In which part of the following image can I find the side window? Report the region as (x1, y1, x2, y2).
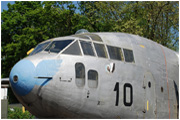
(62, 41, 81, 55)
(107, 45, 124, 61)
(94, 43, 108, 58)
(80, 41, 95, 56)
(88, 70, 98, 88)
(75, 63, 85, 87)
(123, 49, 135, 62)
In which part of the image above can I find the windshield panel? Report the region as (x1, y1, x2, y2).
(44, 40, 73, 53)
(80, 41, 95, 56)
(29, 41, 51, 56)
(62, 41, 82, 55)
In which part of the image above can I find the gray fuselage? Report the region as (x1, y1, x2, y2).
(9, 32, 179, 118)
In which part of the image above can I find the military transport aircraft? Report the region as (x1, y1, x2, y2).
(3, 29, 179, 118)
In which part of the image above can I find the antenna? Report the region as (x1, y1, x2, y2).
(75, 29, 89, 34)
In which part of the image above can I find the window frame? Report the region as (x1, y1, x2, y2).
(79, 40, 96, 57)
(44, 39, 74, 54)
(106, 45, 124, 61)
(57, 39, 76, 55)
(88, 69, 98, 88)
(123, 48, 135, 63)
(75, 63, 85, 87)
(61, 39, 82, 56)
(29, 40, 51, 56)
(93, 42, 108, 59)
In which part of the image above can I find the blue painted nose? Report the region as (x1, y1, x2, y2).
(9, 60, 36, 96)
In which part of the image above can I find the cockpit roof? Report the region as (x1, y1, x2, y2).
(72, 33, 103, 42)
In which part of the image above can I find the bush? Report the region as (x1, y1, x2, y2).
(8, 107, 35, 119)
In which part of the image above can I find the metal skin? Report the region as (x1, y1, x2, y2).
(9, 32, 179, 118)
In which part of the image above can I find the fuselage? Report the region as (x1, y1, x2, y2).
(9, 32, 179, 118)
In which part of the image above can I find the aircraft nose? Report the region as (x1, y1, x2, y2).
(9, 60, 36, 96)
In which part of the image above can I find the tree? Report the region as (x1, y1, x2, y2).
(2, 1, 43, 77)
(1, 1, 83, 77)
(78, 1, 144, 34)
(78, 1, 179, 51)
(139, 1, 179, 50)
(1, 1, 179, 78)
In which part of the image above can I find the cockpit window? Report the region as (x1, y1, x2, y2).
(94, 43, 108, 58)
(107, 45, 124, 61)
(29, 41, 50, 56)
(88, 34, 102, 42)
(72, 35, 90, 40)
(72, 33, 102, 42)
(80, 41, 95, 56)
(123, 49, 135, 62)
(62, 41, 82, 55)
(44, 40, 73, 53)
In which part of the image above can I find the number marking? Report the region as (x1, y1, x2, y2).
(114, 82, 119, 106)
(124, 83, 133, 106)
(114, 83, 133, 106)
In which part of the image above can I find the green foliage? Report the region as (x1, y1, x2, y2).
(1, 1, 83, 77)
(1, 1, 179, 117)
(78, 1, 179, 50)
(1, 1, 179, 79)
(8, 107, 35, 119)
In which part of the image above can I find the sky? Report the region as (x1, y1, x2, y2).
(1, 1, 80, 13)
(1, 1, 15, 12)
